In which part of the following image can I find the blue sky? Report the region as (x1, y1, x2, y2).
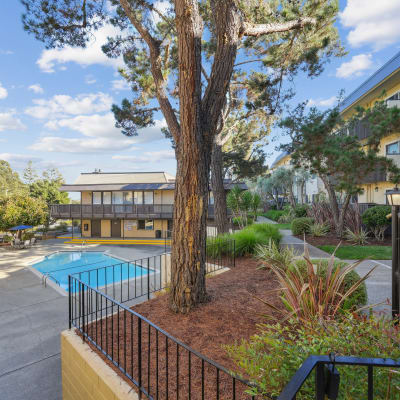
(1, 0, 400, 189)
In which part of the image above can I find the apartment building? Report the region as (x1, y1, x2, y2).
(271, 50, 400, 205)
(50, 171, 245, 238)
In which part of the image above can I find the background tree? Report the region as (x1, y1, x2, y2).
(0, 160, 26, 198)
(22, 0, 342, 312)
(23, 165, 70, 229)
(0, 193, 47, 231)
(294, 168, 311, 204)
(279, 101, 400, 237)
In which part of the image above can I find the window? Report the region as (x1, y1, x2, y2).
(84, 224, 89, 232)
(123, 191, 133, 204)
(138, 219, 154, 230)
(387, 141, 400, 155)
(103, 192, 111, 204)
(209, 192, 214, 205)
(93, 192, 102, 204)
(144, 191, 154, 204)
(112, 192, 123, 204)
(134, 191, 143, 204)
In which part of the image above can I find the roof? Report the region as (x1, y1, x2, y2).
(339, 50, 400, 113)
(74, 171, 175, 185)
(60, 176, 247, 192)
(270, 151, 289, 169)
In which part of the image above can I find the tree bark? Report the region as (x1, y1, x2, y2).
(211, 143, 230, 234)
(320, 175, 343, 237)
(169, 0, 208, 313)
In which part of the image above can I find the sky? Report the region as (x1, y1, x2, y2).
(1, 0, 400, 190)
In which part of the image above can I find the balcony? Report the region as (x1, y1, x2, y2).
(50, 204, 221, 219)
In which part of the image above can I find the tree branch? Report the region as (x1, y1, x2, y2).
(119, 0, 180, 140)
(242, 17, 316, 37)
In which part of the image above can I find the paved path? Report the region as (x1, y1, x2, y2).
(256, 216, 331, 258)
(0, 240, 167, 400)
(256, 216, 392, 316)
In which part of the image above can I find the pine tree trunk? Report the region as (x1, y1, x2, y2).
(321, 176, 342, 237)
(211, 143, 230, 234)
(169, 0, 208, 313)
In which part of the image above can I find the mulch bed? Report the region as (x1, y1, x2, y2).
(296, 233, 392, 247)
(83, 257, 280, 399)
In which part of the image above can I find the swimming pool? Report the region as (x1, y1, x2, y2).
(32, 251, 149, 292)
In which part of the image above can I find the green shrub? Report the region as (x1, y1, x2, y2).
(362, 205, 391, 241)
(206, 234, 232, 259)
(232, 216, 253, 226)
(3, 235, 13, 243)
(227, 315, 400, 399)
(309, 222, 330, 237)
(216, 223, 282, 257)
(264, 210, 286, 221)
(293, 204, 309, 218)
(293, 259, 367, 311)
(291, 217, 313, 235)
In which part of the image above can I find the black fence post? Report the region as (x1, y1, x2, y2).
(315, 363, 325, 400)
(138, 317, 142, 398)
(68, 275, 71, 329)
(147, 258, 150, 300)
(81, 282, 85, 342)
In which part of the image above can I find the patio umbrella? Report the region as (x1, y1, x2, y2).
(8, 225, 33, 231)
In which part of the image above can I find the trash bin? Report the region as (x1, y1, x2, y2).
(156, 230, 162, 238)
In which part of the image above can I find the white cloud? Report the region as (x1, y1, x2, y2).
(85, 75, 97, 85)
(25, 92, 113, 119)
(28, 84, 44, 94)
(0, 111, 26, 132)
(336, 54, 373, 79)
(113, 149, 175, 163)
(111, 79, 130, 91)
(340, 1, 400, 50)
(0, 153, 41, 167)
(47, 113, 167, 142)
(0, 49, 13, 55)
(30, 137, 135, 153)
(308, 96, 337, 108)
(37, 25, 124, 73)
(0, 82, 8, 99)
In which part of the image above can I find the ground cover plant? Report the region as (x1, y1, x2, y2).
(318, 245, 392, 260)
(228, 315, 400, 399)
(263, 209, 286, 221)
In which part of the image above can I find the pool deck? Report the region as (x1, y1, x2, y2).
(0, 240, 168, 400)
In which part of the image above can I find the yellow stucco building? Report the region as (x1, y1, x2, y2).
(271, 51, 400, 205)
(51, 171, 244, 238)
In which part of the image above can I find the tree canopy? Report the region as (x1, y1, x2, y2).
(279, 100, 400, 235)
(21, 0, 343, 312)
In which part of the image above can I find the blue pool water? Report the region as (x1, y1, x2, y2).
(32, 251, 149, 291)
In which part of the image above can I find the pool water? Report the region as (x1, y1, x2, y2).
(32, 251, 148, 291)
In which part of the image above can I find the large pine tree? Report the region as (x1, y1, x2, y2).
(22, 0, 342, 312)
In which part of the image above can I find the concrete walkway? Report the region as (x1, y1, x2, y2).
(0, 240, 167, 400)
(256, 216, 392, 316)
(256, 216, 331, 258)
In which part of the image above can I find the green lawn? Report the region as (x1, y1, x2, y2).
(317, 245, 392, 260)
(273, 223, 292, 230)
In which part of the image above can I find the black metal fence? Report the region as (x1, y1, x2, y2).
(277, 354, 400, 400)
(68, 236, 262, 400)
(70, 236, 235, 305)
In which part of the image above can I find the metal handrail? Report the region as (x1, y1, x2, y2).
(277, 355, 400, 400)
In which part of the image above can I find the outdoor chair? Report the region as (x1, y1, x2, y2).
(22, 240, 31, 249)
(11, 239, 22, 249)
(30, 238, 36, 246)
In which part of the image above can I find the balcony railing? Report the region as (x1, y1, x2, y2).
(50, 204, 223, 219)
